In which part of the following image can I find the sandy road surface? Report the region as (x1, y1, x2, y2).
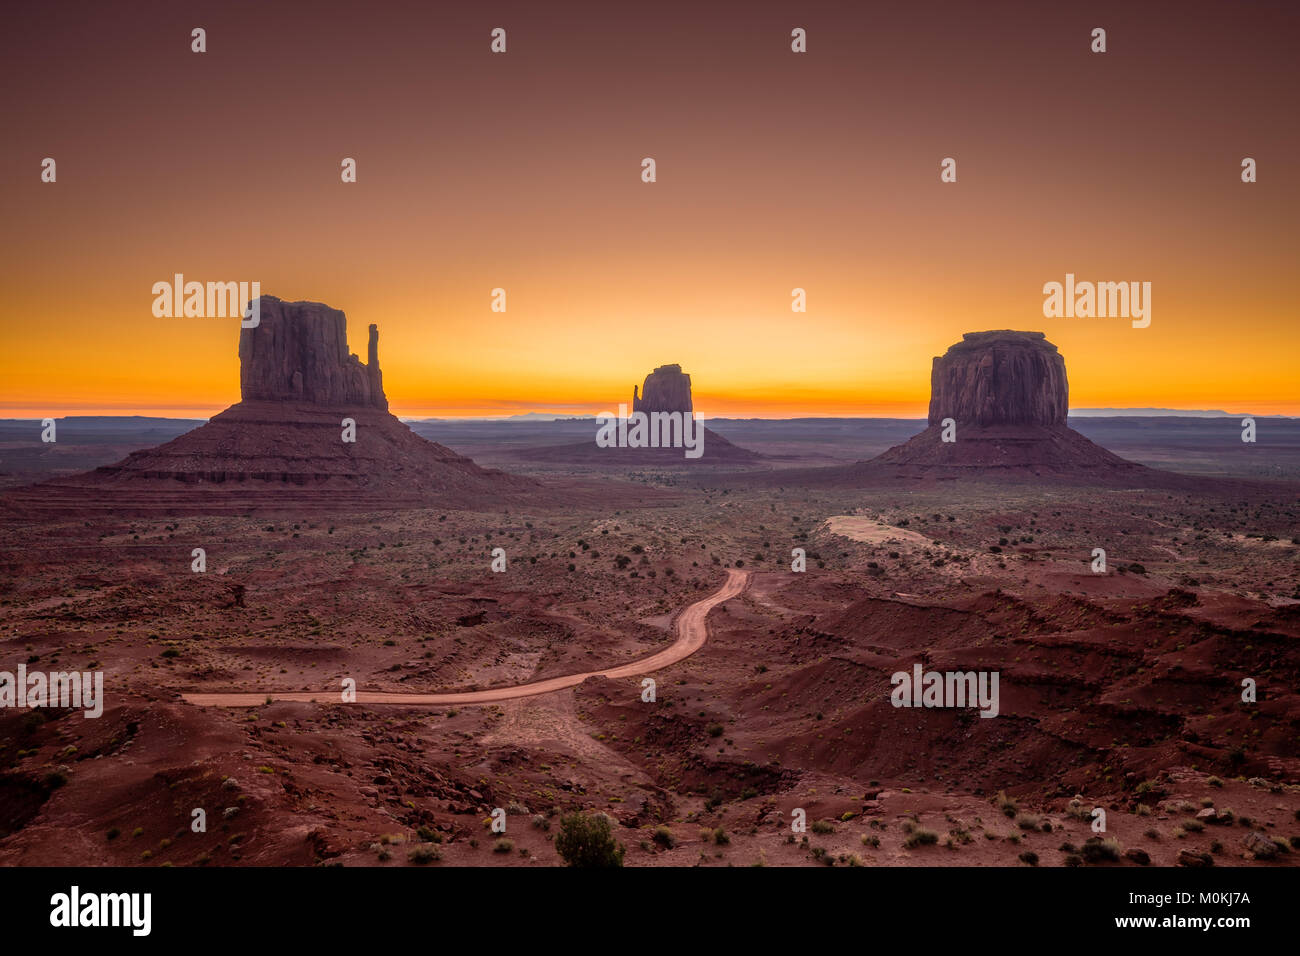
(823, 515, 934, 547)
(182, 569, 750, 707)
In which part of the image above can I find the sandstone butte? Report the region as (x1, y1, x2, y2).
(872, 329, 1142, 474)
(632, 364, 694, 415)
(514, 362, 760, 464)
(20, 297, 541, 512)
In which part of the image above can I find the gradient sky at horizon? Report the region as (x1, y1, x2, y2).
(1, 0, 1297, 419)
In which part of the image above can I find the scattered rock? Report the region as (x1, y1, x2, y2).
(1243, 831, 1279, 859)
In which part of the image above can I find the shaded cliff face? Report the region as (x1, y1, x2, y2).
(239, 297, 387, 410)
(632, 364, 693, 414)
(927, 330, 1067, 427)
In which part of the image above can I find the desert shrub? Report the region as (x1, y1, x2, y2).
(555, 812, 625, 868)
(995, 791, 1018, 818)
(493, 838, 514, 854)
(1067, 799, 1092, 820)
(1019, 850, 1039, 866)
(408, 844, 440, 864)
(811, 819, 835, 835)
(1081, 837, 1122, 863)
(904, 828, 939, 849)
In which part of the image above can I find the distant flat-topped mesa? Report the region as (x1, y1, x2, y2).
(929, 330, 1067, 427)
(240, 297, 386, 410)
(633, 363, 693, 415)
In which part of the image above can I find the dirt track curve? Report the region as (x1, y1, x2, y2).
(182, 568, 751, 707)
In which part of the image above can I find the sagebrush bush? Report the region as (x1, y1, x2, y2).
(555, 812, 625, 868)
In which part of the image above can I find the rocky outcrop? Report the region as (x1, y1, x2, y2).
(512, 362, 760, 465)
(633, 364, 693, 415)
(867, 330, 1144, 478)
(50, 296, 541, 509)
(928, 331, 1067, 427)
(239, 297, 387, 410)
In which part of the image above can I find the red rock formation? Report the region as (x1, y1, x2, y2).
(513, 362, 760, 464)
(39, 297, 539, 509)
(240, 297, 387, 410)
(928, 331, 1067, 427)
(870, 330, 1143, 477)
(632, 364, 693, 414)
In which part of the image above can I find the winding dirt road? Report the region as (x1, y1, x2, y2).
(182, 569, 750, 708)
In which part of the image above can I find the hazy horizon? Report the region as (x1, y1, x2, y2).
(2, 405, 1291, 422)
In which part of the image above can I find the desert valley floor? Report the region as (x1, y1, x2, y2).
(1, 437, 1298, 867)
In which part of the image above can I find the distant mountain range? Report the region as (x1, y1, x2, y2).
(406, 412, 596, 423)
(1068, 408, 1237, 417)
(408, 408, 1282, 423)
(6, 409, 1294, 427)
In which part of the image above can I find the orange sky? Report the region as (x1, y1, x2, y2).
(1, 0, 1297, 419)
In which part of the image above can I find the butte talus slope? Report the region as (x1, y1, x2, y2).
(23, 297, 539, 511)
